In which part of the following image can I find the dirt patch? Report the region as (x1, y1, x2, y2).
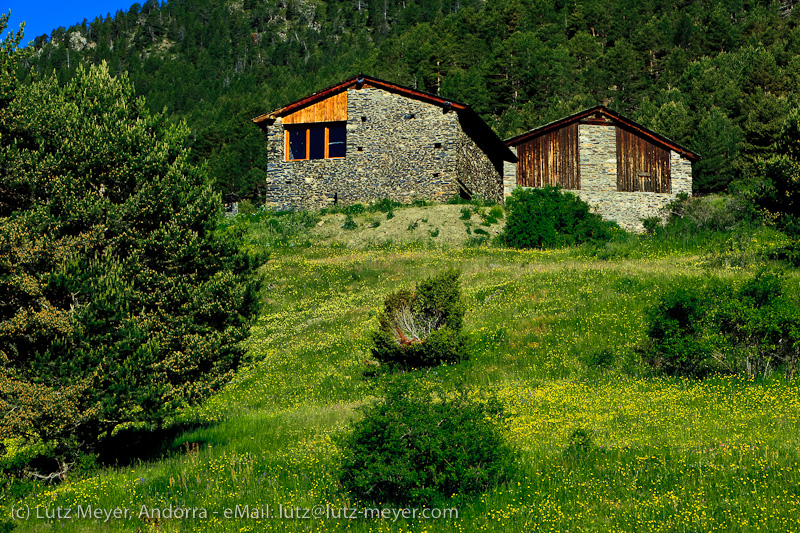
(310, 205, 506, 248)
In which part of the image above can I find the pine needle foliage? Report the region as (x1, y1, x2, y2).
(336, 379, 517, 505)
(0, 30, 260, 476)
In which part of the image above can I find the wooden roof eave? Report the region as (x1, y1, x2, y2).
(251, 74, 471, 125)
(251, 74, 517, 162)
(505, 106, 700, 162)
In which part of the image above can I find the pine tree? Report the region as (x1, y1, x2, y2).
(0, 20, 260, 475)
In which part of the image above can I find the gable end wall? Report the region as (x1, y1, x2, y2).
(265, 87, 472, 210)
(510, 123, 693, 232)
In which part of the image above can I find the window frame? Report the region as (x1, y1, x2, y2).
(284, 122, 347, 162)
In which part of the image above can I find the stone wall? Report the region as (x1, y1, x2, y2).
(578, 124, 617, 192)
(455, 116, 505, 202)
(503, 146, 517, 199)
(264, 86, 503, 209)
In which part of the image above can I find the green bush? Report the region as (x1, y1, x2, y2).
(342, 215, 358, 230)
(499, 186, 618, 249)
(642, 217, 662, 235)
(370, 270, 468, 369)
(642, 272, 800, 378)
(563, 428, 596, 459)
(642, 284, 721, 377)
(659, 193, 755, 235)
(368, 198, 402, 213)
(336, 380, 516, 505)
(769, 240, 800, 267)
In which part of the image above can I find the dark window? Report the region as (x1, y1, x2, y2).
(309, 126, 326, 159)
(288, 129, 306, 160)
(328, 125, 346, 158)
(285, 123, 347, 161)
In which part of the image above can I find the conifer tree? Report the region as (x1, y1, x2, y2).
(0, 19, 260, 475)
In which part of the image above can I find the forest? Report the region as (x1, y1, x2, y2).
(15, 0, 800, 200)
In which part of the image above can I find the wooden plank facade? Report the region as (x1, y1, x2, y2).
(506, 106, 699, 195)
(516, 123, 579, 189)
(616, 127, 671, 193)
(283, 91, 348, 124)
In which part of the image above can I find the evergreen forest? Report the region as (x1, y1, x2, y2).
(15, 0, 800, 199)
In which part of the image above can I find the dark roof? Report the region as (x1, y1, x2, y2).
(252, 74, 517, 162)
(505, 106, 700, 161)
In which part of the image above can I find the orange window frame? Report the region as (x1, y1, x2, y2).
(285, 124, 345, 161)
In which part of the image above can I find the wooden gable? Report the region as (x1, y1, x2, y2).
(283, 91, 348, 124)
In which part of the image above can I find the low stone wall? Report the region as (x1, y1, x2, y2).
(573, 190, 676, 232)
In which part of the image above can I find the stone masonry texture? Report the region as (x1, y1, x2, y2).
(263, 87, 505, 210)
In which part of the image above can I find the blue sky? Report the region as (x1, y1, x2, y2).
(4, 1, 138, 46)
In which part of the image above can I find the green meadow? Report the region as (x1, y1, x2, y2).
(5, 210, 800, 533)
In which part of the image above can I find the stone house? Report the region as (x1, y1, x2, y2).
(252, 75, 517, 210)
(504, 106, 700, 231)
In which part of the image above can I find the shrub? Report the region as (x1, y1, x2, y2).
(642, 284, 721, 377)
(769, 239, 800, 267)
(342, 215, 357, 230)
(642, 217, 662, 235)
(499, 186, 618, 249)
(336, 379, 516, 505)
(370, 270, 468, 368)
(661, 193, 755, 234)
(563, 428, 596, 459)
(642, 272, 800, 378)
(368, 198, 402, 213)
(582, 348, 615, 370)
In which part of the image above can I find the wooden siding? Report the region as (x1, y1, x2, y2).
(283, 91, 348, 124)
(517, 123, 579, 189)
(616, 127, 671, 193)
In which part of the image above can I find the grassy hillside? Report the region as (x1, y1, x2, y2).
(5, 215, 800, 532)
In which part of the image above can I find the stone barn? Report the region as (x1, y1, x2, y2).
(504, 106, 700, 231)
(252, 75, 517, 210)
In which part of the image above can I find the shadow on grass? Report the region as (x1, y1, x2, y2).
(97, 421, 213, 467)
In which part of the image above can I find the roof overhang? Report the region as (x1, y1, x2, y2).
(252, 74, 517, 162)
(505, 105, 700, 162)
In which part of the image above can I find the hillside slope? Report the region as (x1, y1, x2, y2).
(6, 236, 800, 532)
